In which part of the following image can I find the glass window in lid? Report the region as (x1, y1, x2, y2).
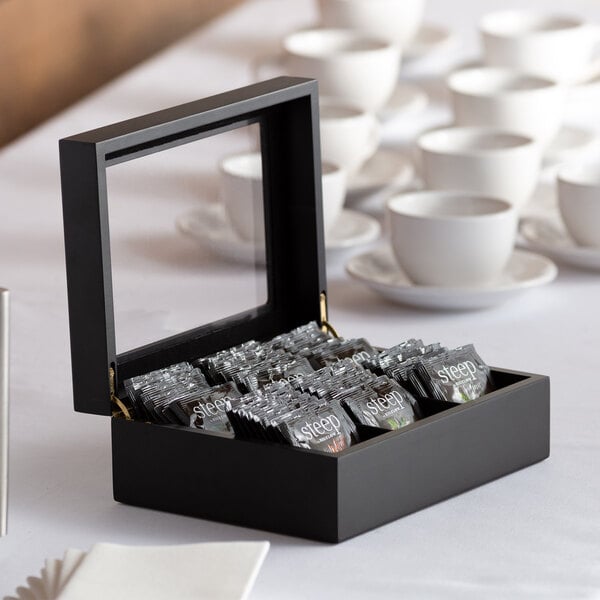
(106, 122, 268, 354)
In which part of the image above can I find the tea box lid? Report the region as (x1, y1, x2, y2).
(60, 77, 327, 416)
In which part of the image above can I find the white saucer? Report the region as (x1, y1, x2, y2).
(347, 147, 415, 195)
(325, 208, 382, 249)
(544, 125, 599, 168)
(519, 217, 600, 272)
(378, 82, 429, 122)
(176, 203, 381, 266)
(404, 23, 456, 62)
(346, 246, 557, 310)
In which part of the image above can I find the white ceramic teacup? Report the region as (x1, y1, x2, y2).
(447, 67, 567, 146)
(387, 191, 517, 286)
(320, 99, 380, 174)
(418, 126, 542, 211)
(219, 152, 347, 243)
(558, 163, 600, 247)
(320, 162, 348, 234)
(480, 10, 600, 85)
(258, 28, 401, 111)
(317, 0, 425, 47)
(220, 153, 265, 244)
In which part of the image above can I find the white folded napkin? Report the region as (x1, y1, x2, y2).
(56, 548, 86, 593)
(4, 541, 269, 600)
(57, 542, 269, 600)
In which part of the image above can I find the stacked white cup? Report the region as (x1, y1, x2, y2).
(479, 11, 600, 86)
(430, 9, 600, 223)
(417, 126, 542, 213)
(444, 12, 600, 168)
(447, 67, 567, 149)
(313, 1, 533, 288)
(317, 0, 425, 49)
(391, 78, 544, 284)
(249, 0, 430, 236)
(311, 0, 428, 183)
(388, 126, 529, 286)
(312, 0, 427, 141)
(256, 25, 399, 182)
(266, 27, 401, 113)
(425, 13, 582, 216)
(472, 11, 600, 257)
(432, 69, 551, 217)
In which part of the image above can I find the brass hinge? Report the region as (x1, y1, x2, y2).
(319, 292, 340, 338)
(109, 367, 132, 420)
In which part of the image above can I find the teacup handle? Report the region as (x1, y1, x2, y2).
(252, 52, 288, 82)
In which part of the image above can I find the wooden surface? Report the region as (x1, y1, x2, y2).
(0, 0, 242, 147)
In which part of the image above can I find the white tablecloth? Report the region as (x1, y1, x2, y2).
(1, 0, 600, 598)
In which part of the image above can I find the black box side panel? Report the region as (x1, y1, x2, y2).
(112, 419, 340, 542)
(337, 375, 550, 541)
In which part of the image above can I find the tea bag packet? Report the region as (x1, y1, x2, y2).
(306, 338, 377, 370)
(139, 369, 211, 423)
(268, 321, 333, 356)
(278, 404, 357, 453)
(340, 377, 418, 430)
(326, 368, 377, 404)
(292, 358, 369, 401)
(233, 391, 281, 440)
(386, 344, 447, 395)
(414, 344, 493, 403)
(124, 362, 193, 417)
(261, 393, 318, 443)
(225, 386, 273, 436)
(170, 381, 241, 432)
(219, 348, 281, 385)
(234, 355, 314, 392)
(227, 384, 305, 442)
(196, 340, 268, 384)
(226, 378, 358, 453)
(364, 339, 425, 375)
(124, 364, 198, 420)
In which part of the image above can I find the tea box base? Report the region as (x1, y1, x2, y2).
(111, 368, 549, 543)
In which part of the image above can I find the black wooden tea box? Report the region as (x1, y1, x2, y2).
(60, 77, 550, 543)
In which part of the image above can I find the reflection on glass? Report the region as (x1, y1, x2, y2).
(106, 123, 267, 354)
(220, 152, 265, 246)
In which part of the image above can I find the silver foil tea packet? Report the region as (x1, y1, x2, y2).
(279, 404, 357, 453)
(172, 381, 241, 431)
(341, 377, 418, 430)
(306, 338, 377, 370)
(414, 344, 492, 403)
(364, 338, 425, 375)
